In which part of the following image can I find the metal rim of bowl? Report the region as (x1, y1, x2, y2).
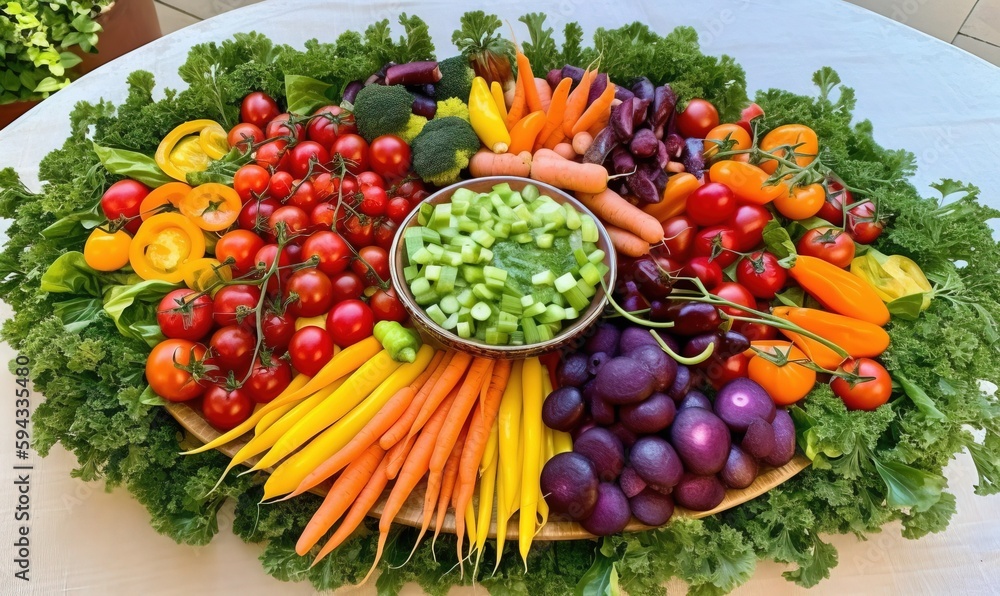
(389, 176, 618, 359)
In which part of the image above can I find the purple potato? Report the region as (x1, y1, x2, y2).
(632, 99, 651, 127)
(609, 422, 638, 448)
(611, 145, 636, 175)
(628, 345, 677, 392)
(629, 488, 675, 526)
(594, 357, 656, 405)
(656, 140, 669, 169)
(410, 93, 437, 119)
(611, 100, 636, 142)
(546, 68, 563, 90)
(629, 128, 658, 158)
(667, 365, 692, 401)
(619, 466, 648, 498)
(614, 85, 635, 103)
(542, 387, 586, 432)
(741, 417, 776, 460)
(580, 483, 632, 536)
(629, 436, 683, 490)
(561, 64, 585, 83)
(620, 392, 676, 434)
(572, 420, 597, 442)
(674, 473, 726, 511)
(540, 452, 600, 521)
(664, 133, 685, 158)
(630, 77, 654, 101)
(619, 326, 661, 355)
(714, 378, 777, 432)
(683, 138, 706, 177)
(670, 407, 731, 475)
(720, 444, 759, 489)
(649, 85, 677, 130)
(583, 126, 619, 165)
(763, 409, 797, 467)
(557, 353, 591, 388)
(585, 323, 620, 356)
(626, 169, 660, 204)
(671, 302, 723, 337)
(678, 390, 712, 411)
(574, 427, 625, 481)
(588, 352, 610, 376)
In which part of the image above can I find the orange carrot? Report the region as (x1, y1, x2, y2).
(289, 384, 416, 498)
(429, 357, 495, 474)
(529, 149, 608, 194)
(426, 417, 470, 553)
(576, 188, 665, 243)
(572, 131, 594, 155)
(407, 351, 473, 440)
(312, 454, 389, 564)
(469, 149, 533, 178)
(507, 111, 547, 155)
(367, 381, 461, 582)
(571, 81, 616, 136)
(534, 77, 552, 112)
(587, 116, 610, 137)
(295, 443, 384, 556)
(516, 52, 542, 113)
(562, 69, 596, 136)
(534, 78, 571, 152)
(542, 129, 567, 149)
(606, 224, 651, 257)
(451, 359, 512, 567)
(552, 142, 576, 160)
(380, 351, 451, 450)
(506, 70, 528, 128)
(385, 428, 415, 479)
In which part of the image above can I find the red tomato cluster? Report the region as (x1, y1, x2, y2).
(146, 91, 423, 431)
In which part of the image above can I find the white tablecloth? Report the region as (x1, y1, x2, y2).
(1, 1, 998, 594)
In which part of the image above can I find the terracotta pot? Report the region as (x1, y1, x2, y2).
(0, 100, 41, 130)
(75, 0, 163, 74)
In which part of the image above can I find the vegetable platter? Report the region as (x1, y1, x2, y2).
(1, 8, 998, 596)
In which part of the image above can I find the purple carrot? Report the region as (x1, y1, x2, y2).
(385, 61, 442, 86)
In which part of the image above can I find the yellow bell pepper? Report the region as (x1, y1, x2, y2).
(851, 248, 933, 311)
(469, 77, 510, 153)
(155, 119, 227, 182)
(179, 257, 232, 294)
(129, 213, 206, 283)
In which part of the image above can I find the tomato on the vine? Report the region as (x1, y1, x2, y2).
(817, 179, 854, 225)
(713, 282, 756, 318)
(286, 268, 334, 317)
(356, 171, 386, 190)
(241, 92, 280, 129)
(288, 141, 330, 179)
(394, 178, 425, 200)
(727, 203, 771, 251)
(706, 353, 749, 390)
(329, 271, 365, 302)
(373, 218, 397, 252)
(157, 289, 214, 341)
(368, 135, 412, 180)
(359, 185, 388, 217)
(797, 226, 855, 268)
(146, 339, 209, 402)
(676, 98, 719, 139)
(83, 228, 132, 272)
(310, 202, 336, 229)
(265, 113, 305, 141)
(245, 357, 292, 403)
(692, 226, 739, 268)
(301, 230, 351, 276)
(288, 326, 335, 376)
(213, 284, 261, 327)
(660, 215, 698, 259)
(268, 205, 310, 239)
(101, 180, 149, 235)
(267, 170, 294, 201)
(253, 244, 291, 292)
(331, 134, 370, 174)
(233, 164, 270, 203)
(352, 246, 390, 285)
(288, 179, 318, 211)
(238, 197, 280, 233)
(216, 229, 265, 276)
(681, 256, 723, 289)
(685, 182, 735, 226)
(369, 288, 407, 323)
(832, 358, 892, 411)
(386, 197, 412, 224)
(326, 299, 374, 347)
(255, 139, 288, 170)
(338, 213, 374, 247)
(846, 201, 885, 245)
(262, 310, 295, 352)
(209, 325, 256, 371)
(306, 105, 354, 147)
(201, 384, 254, 430)
(735, 252, 787, 299)
(228, 122, 264, 153)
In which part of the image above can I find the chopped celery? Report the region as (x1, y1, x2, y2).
(522, 317, 540, 343)
(456, 321, 472, 339)
(442, 313, 459, 330)
(500, 294, 523, 316)
(588, 249, 606, 264)
(471, 302, 492, 321)
(521, 184, 540, 202)
(513, 233, 534, 244)
(523, 301, 547, 318)
(426, 304, 447, 326)
(537, 304, 566, 324)
(564, 203, 582, 229)
(562, 285, 590, 311)
(581, 214, 599, 242)
(473, 283, 498, 301)
(564, 307, 579, 319)
(424, 265, 442, 281)
(411, 247, 434, 265)
(579, 262, 602, 286)
(576, 278, 597, 298)
(461, 265, 484, 284)
(470, 229, 495, 248)
(436, 266, 458, 293)
(492, 183, 513, 198)
(483, 266, 507, 283)
(440, 294, 460, 314)
(554, 272, 577, 293)
(535, 233, 554, 249)
(511, 220, 529, 234)
(573, 248, 589, 266)
(402, 264, 420, 283)
(456, 288, 476, 308)
(532, 270, 556, 285)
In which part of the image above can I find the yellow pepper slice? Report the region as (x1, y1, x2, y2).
(155, 119, 226, 182)
(851, 248, 933, 311)
(179, 257, 232, 294)
(129, 213, 206, 282)
(199, 123, 230, 160)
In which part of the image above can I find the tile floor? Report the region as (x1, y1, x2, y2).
(152, 0, 1000, 66)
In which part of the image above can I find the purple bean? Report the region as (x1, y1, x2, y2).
(375, 62, 396, 78)
(611, 100, 635, 142)
(583, 127, 619, 165)
(587, 73, 609, 106)
(630, 77, 654, 102)
(342, 81, 364, 104)
(364, 73, 383, 86)
(411, 93, 437, 119)
(649, 85, 677, 130)
(385, 61, 442, 86)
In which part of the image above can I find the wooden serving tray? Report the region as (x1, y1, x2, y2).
(166, 402, 810, 540)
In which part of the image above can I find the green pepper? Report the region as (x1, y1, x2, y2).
(374, 320, 422, 363)
(851, 248, 933, 311)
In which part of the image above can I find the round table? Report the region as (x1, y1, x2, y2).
(1, 1, 999, 593)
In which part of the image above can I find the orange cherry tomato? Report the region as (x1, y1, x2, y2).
(758, 124, 819, 175)
(83, 228, 132, 271)
(180, 183, 242, 232)
(704, 123, 751, 162)
(139, 182, 191, 220)
(746, 341, 817, 406)
(774, 183, 825, 220)
(709, 160, 787, 205)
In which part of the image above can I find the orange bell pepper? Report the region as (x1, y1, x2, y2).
(179, 183, 242, 232)
(789, 255, 890, 326)
(129, 213, 206, 283)
(644, 172, 700, 222)
(709, 160, 787, 205)
(772, 306, 890, 370)
(758, 124, 818, 174)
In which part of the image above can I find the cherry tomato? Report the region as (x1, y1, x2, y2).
(253, 244, 292, 292)
(83, 228, 132, 271)
(213, 284, 261, 327)
(288, 179, 318, 211)
(386, 197, 412, 224)
(238, 197, 280, 233)
(713, 282, 756, 318)
(287, 141, 330, 179)
(209, 325, 256, 370)
(338, 213, 374, 247)
(797, 226, 856, 269)
(233, 164, 270, 204)
(832, 358, 892, 411)
(692, 226, 739, 268)
(817, 178, 854, 225)
(285, 243, 303, 264)
(262, 310, 295, 352)
(268, 205, 310, 239)
(288, 326, 336, 376)
(703, 123, 752, 162)
(368, 135, 412, 180)
(735, 252, 787, 299)
(846, 201, 885, 245)
(326, 299, 374, 347)
(331, 134, 370, 174)
(310, 202, 337, 229)
(352, 246, 390, 285)
(241, 92, 280, 128)
(747, 343, 815, 406)
(733, 318, 778, 342)
(101, 179, 149, 235)
(394, 178, 425, 200)
(660, 215, 698, 259)
(245, 357, 292, 404)
(228, 122, 264, 153)
(301, 230, 351, 276)
(681, 256, 723, 289)
(676, 98, 719, 139)
(369, 287, 408, 323)
(359, 185, 388, 217)
(312, 172, 335, 201)
(265, 113, 305, 141)
(216, 230, 265, 276)
(201, 384, 254, 430)
(146, 339, 208, 402)
(157, 289, 214, 341)
(373, 218, 397, 252)
(255, 139, 288, 170)
(329, 271, 365, 302)
(356, 171, 386, 189)
(685, 182, 736, 226)
(267, 170, 294, 201)
(286, 268, 334, 317)
(774, 183, 825, 221)
(306, 105, 354, 147)
(337, 175, 359, 199)
(727, 204, 771, 251)
(705, 353, 750, 391)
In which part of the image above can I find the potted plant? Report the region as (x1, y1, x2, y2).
(1, 0, 162, 129)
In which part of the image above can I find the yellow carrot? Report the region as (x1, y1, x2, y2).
(479, 416, 500, 474)
(254, 374, 311, 434)
(519, 357, 543, 568)
(490, 81, 508, 124)
(492, 360, 523, 574)
(473, 419, 499, 576)
(271, 336, 380, 406)
(553, 430, 573, 455)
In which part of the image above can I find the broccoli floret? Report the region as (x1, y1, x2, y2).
(411, 117, 481, 187)
(399, 114, 428, 143)
(352, 84, 414, 142)
(435, 98, 470, 122)
(434, 56, 475, 102)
